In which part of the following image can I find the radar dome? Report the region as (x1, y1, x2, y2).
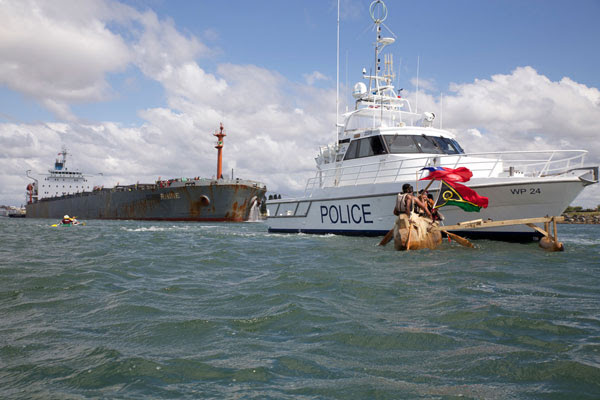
(352, 82, 367, 99)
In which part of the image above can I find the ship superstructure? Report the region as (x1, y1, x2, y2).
(26, 146, 92, 203)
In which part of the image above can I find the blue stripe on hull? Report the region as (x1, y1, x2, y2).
(268, 228, 389, 237)
(268, 228, 544, 242)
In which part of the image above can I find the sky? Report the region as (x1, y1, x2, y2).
(1, 0, 599, 208)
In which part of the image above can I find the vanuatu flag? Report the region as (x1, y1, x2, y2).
(434, 180, 489, 212)
(420, 167, 473, 183)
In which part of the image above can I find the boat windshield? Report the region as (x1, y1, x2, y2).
(383, 135, 420, 154)
(449, 138, 465, 153)
(413, 135, 442, 154)
(383, 135, 465, 155)
(430, 136, 464, 154)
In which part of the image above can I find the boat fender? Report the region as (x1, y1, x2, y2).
(539, 236, 564, 252)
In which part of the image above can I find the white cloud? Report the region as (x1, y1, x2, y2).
(467, 128, 482, 138)
(303, 71, 330, 86)
(442, 67, 600, 161)
(410, 77, 437, 93)
(132, 10, 210, 81)
(0, 0, 133, 118)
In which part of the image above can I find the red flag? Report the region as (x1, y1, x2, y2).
(452, 181, 488, 208)
(420, 167, 473, 183)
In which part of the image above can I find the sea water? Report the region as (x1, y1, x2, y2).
(1, 218, 599, 399)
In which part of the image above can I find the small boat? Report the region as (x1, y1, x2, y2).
(393, 213, 442, 251)
(8, 212, 26, 218)
(51, 215, 85, 227)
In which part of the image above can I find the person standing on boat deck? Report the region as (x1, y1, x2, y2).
(394, 184, 432, 219)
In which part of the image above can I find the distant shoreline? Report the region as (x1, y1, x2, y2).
(560, 212, 600, 224)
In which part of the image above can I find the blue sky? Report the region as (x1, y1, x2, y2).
(1, 0, 599, 207)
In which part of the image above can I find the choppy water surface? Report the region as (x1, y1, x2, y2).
(1, 218, 599, 399)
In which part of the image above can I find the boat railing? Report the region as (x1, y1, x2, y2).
(304, 150, 588, 194)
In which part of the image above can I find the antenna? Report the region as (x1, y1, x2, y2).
(345, 50, 349, 113)
(415, 55, 420, 113)
(336, 0, 340, 143)
(370, 1, 389, 96)
(440, 92, 443, 129)
(397, 57, 402, 92)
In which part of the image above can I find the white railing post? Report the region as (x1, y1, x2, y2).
(489, 155, 502, 178)
(453, 156, 461, 169)
(393, 159, 404, 182)
(355, 165, 362, 186)
(540, 151, 555, 177)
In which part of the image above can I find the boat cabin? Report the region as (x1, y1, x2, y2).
(341, 131, 464, 162)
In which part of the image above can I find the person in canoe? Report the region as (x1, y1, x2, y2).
(393, 184, 441, 251)
(394, 184, 432, 219)
(60, 215, 80, 225)
(418, 190, 443, 222)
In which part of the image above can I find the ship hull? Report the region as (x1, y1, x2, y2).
(266, 176, 591, 241)
(26, 181, 266, 222)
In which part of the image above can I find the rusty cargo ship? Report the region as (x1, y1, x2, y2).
(25, 124, 267, 221)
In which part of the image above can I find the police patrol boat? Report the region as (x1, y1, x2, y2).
(266, 0, 598, 240)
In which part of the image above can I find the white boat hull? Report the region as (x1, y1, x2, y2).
(267, 176, 590, 241)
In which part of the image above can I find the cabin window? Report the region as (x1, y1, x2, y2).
(450, 139, 465, 153)
(430, 136, 462, 154)
(383, 135, 420, 153)
(413, 135, 443, 154)
(344, 140, 359, 160)
(358, 136, 387, 158)
(344, 136, 387, 160)
(431, 136, 456, 154)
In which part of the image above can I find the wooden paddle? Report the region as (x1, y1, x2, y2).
(378, 228, 394, 246)
(440, 230, 474, 248)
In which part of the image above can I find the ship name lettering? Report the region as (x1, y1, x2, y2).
(510, 188, 540, 195)
(160, 192, 180, 200)
(320, 203, 373, 224)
